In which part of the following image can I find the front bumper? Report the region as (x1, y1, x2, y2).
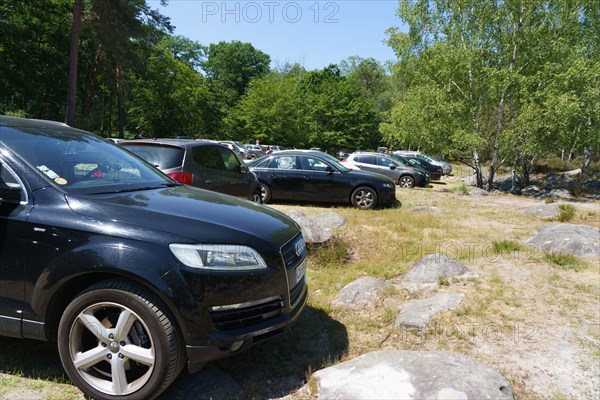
(186, 279, 307, 372)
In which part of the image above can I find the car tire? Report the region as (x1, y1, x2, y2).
(57, 279, 183, 400)
(259, 183, 272, 203)
(251, 189, 262, 204)
(351, 186, 378, 210)
(398, 175, 415, 188)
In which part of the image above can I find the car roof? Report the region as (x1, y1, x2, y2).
(0, 115, 70, 129)
(120, 138, 223, 148)
(265, 150, 326, 156)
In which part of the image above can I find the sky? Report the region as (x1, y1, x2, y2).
(150, 0, 403, 70)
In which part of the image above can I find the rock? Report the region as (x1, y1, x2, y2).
(467, 187, 489, 196)
(410, 206, 440, 212)
(564, 168, 582, 176)
(547, 189, 573, 200)
(284, 210, 345, 243)
(162, 365, 240, 399)
(403, 254, 472, 288)
(332, 277, 392, 309)
(314, 211, 346, 230)
(522, 185, 541, 196)
(395, 293, 464, 331)
(525, 223, 600, 258)
(522, 203, 561, 219)
(312, 350, 515, 400)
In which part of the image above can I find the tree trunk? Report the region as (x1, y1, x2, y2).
(65, 0, 83, 126)
(82, 43, 103, 117)
(561, 148, 565, 161)
(486, 145, 498, 191)
(510, 152, 521, 194)
(472, 149, 484, 188)
(581, 147, 591, 175)
(116, 62, 125, 138)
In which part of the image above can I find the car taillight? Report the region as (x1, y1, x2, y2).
(168, 172, 193, 185)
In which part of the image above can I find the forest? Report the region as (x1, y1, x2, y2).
(1, 0, 598, 189)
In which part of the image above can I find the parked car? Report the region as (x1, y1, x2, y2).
(120, 139, 261, 203)
(266, 145, 285, 153)
(393, 153, 443, 180)
(219, 141, 253, 160)
(248, 150, 397, 209)
(394, 151, 452, 175)
(336, 149, 352, 160)
(0, 116, 307, 400)
(244, 144, 266, 158)
(344, 152, 430, 188)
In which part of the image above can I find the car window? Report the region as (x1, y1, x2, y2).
(123, 145, 184, 169)
(356, 155, 375, 164)
(269, 155, 297, 170)
(0, 162, 26, 202)
(1, 126, 172, 195)
(250, 157, 270, 168)
(300, 156, 329, 171)
(193, 145, 241, 172)
(376, 156, 395, 167)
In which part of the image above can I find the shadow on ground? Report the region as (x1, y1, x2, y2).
(161, 306, 348, 399)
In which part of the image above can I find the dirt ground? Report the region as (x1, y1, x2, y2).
(1, 174, 598, 400)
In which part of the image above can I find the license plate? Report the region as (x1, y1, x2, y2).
(294, 260, 307, 285)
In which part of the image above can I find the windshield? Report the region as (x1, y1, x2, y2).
(1, 125, 175, 195)
(319, 152, 351, 172)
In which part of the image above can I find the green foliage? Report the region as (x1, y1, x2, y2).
(492, 241, 525, 255)
(545, 253, 586, 272)
(308, 237, 350, 269)
(382, 0, 599, 186)
(557, 204, 576, 222)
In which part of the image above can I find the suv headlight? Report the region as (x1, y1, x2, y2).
(170, 244, 267, 271)
(382, 182, 394, 189)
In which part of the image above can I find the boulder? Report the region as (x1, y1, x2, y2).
(314, 211, 346, 231)
(403, 254, 471, 288)
(467, 187, 489, 196)
(524, 223, 600, 258)
(395, 293, 464, 331)
(522, 203, 561, 219)
(284, 210, 345, 243)
(312, 350, 515, 400)
(332, 277, 392, 309)
(547, 189, 573, 200)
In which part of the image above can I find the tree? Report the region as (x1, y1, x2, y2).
(384, 0, 598, 188)
(127, 35, 210, 137)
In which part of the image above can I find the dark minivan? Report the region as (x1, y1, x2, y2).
(0, 116, 307, 400)
(120, 139, 261, 203)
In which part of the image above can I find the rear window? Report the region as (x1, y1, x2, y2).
(123, 145, 184, 169)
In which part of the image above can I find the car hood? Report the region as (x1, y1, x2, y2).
(66, 185, 300, 251)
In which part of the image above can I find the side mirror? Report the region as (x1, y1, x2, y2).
(0, 182, 22, 204)
(389, 164, 397, 170)
(240, 164, 249, 174)
(325, 165, 335, 174)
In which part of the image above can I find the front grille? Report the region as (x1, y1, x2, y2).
(281, 234, 305, 269)
(290, 278, 305, 307)
(210, 297, 283, 330)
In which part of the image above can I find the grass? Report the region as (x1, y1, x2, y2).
(1, 177, 598, 400)
(491, 240, 525, 254)
(556, 204, 576, 222)
(545, 253, 587, 271)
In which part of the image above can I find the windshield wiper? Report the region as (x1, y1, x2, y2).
(89, 182, 178, 195)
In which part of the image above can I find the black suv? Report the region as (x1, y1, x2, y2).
(0, 116, 307, 399)
(120, 139, 261, 202)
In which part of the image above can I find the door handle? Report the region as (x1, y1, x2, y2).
(204, 180, 212, 185)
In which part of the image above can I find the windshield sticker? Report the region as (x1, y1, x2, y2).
(54, 177, 68, 185)
(37, 165, 60, 179)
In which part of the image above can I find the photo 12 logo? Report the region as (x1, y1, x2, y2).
(201, 1, 340, 24)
